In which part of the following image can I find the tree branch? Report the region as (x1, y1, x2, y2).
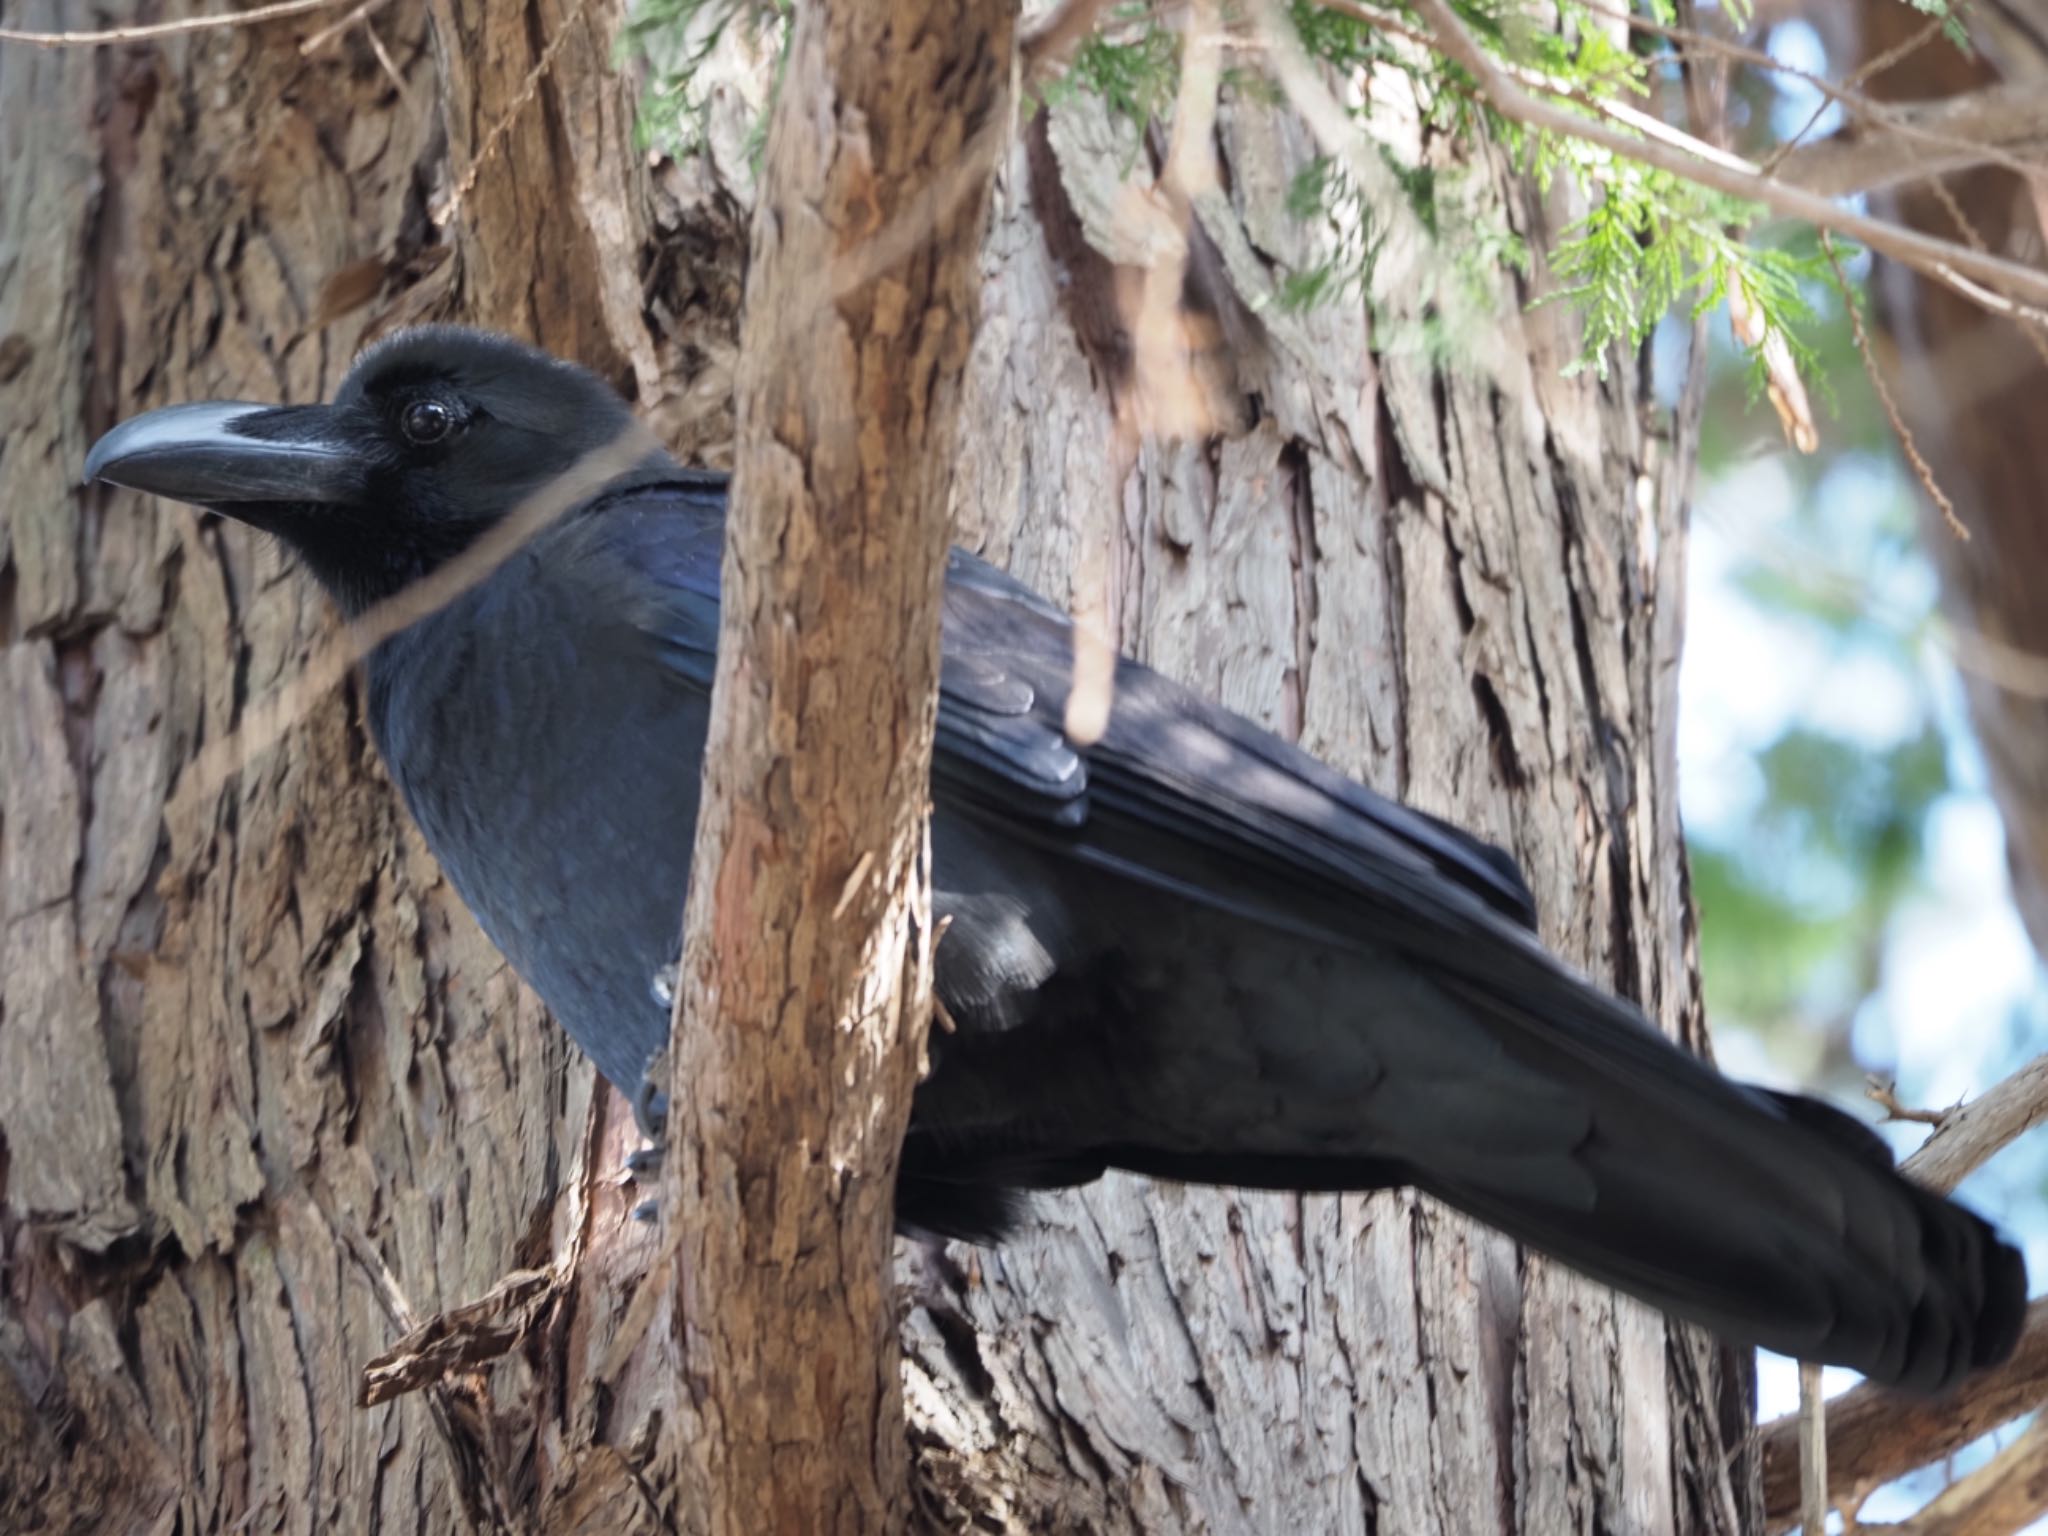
(1405, 0, 2048, 321)
(1761, 1299, 2048, 1532)
(1901, 1054, 2048, 1195)
(1771, 82, 2048, 200)
(651, 0, 1012, 1529)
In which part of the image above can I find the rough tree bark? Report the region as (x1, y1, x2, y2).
(0, 2, 1745, 1532)
(656, 0, 1010, 1530)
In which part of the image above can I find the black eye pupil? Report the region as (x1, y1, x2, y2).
(402, 400, 454, 444)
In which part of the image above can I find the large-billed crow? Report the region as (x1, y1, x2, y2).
(87, 326, 2026, 1391)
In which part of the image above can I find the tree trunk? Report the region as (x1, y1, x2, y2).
(0, 4, 1748, 1533)
(658, 0, 1010, 1529)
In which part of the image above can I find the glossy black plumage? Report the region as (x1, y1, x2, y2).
(85, 327, 2028, 1393)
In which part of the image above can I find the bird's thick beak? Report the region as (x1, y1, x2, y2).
(84, 402, 368, 508)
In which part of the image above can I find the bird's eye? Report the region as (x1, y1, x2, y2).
(400, 399, 456, 446)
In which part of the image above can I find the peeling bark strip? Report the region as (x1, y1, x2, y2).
(657, 0, 1013, 1531)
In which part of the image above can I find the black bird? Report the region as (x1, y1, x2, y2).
(87, 326, 2026, 1393)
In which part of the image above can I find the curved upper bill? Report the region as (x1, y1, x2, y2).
(85, 402, 366, 506)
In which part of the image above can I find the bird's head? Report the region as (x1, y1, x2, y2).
(85, 326, 670, 614)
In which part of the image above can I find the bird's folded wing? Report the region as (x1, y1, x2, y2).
(603, 478, 1534, 938)
(935, 546, 1540, 931)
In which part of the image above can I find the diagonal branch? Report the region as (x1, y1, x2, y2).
(0, 0, 345, 46)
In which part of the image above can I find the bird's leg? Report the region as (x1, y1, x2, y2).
(624, 1033, 672, 1222)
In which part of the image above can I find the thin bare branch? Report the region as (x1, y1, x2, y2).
(168, 423, 659, 815)
(1902, 1054, 2048, 1195)
(299, 0, 391, 54)
(1584, 0, 2030, 180)
(1762, 1299, 2048, 1532)
(1824, 233, 1967, 537)
(432, 0, 590, 229)
(1799, 1363, 1829, 1536)
(1403, 0, 2048, 322)
(0, 0, 345, 46)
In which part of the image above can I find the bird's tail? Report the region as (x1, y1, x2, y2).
(1128, 976, 2024, 1394)
(1416, 1081, 2022, 1394)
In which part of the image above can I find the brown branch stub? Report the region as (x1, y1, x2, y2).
(651, 0, 1013, 1530)
(1867, 1074, 1955, 1128)
(1762, 1298, 2048, 1531)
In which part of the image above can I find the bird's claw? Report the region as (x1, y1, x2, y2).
(624, 1144, 664, 1179)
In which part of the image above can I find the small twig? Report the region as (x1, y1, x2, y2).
(362, 21, 410, 99)
(1313, 0, 1758, 179)
(1799, 1362, 1829, 1536)
(1404, 0, 2048, 322)
(1866, 1075, 1955, 1129)
(432, 0, 590, 230)
(1582, 0, 2036, 182)
(0, 0, 346, 46)
(1847, 7, 1958, 96)
(1823, 233, 1968, 540)
(1757, 6, 1959, 187)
